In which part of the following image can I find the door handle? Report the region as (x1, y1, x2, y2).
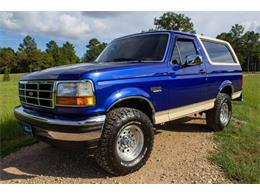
(199, 69, 206, 74)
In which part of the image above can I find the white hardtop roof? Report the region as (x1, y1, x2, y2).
(196, 34, 230, 45)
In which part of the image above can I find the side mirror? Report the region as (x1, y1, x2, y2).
(185, 55, 203, 66)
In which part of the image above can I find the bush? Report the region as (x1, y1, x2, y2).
(3, 67, 10, 81)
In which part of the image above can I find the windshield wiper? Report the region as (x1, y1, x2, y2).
(103, 57, 160, 63)
(110, 58, 144, 62)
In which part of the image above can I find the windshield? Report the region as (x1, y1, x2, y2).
(96, 33, 169, 63)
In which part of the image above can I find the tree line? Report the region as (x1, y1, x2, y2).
(216, 24, 260, 71)
(0, 36, 107, 74)
(1, 12, 259, 76)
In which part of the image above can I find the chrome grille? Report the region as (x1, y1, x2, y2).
(19, 81, 55, 108)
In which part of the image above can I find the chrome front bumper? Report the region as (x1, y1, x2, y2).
(14, 106, 106, 142)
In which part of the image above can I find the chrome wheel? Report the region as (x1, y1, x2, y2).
(220, 102, 230, 126)
(116, 124, 144, 162)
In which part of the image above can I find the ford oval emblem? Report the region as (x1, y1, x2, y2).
(29, 92, 34, 96)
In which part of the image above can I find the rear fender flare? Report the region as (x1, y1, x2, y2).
(218, 80, 234, 97)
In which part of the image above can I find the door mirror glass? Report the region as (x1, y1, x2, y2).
(185, 55, 203, 66)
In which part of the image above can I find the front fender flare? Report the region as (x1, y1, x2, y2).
(103, 87, 155, 112)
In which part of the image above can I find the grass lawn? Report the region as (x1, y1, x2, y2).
(0, 73, 36, 157)
(210, 74, 260, 183)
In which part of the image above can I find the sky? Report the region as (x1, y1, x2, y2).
(0, 11, 259, 58)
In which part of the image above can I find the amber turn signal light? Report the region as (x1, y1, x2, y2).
(56, 96, 95, 106)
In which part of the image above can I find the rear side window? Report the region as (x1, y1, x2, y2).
(172, 38, 198, 65)
(202, 40, 236, 63)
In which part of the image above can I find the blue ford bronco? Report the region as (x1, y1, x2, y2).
(14, 31, 243, 175)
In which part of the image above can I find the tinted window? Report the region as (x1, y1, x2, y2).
(171, 44, 181, 64)
(171, 38, 197, 65)
(97, 34, 169, 63)
(202, 40, 236, 63)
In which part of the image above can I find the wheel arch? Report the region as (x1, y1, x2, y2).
(107, 96, 156, 124)
(218, 80, 234, 98)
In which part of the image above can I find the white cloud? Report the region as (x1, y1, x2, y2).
(241, 20, 260, 32)
(0, 12, 110, 40)
(0, 12, 165, 42)
(0, 11, 259, 43)
(181, 12, 260, 37)
(81, 11, 123, 18)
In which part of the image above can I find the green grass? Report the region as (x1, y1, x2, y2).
(0, 73, 36, 157)
(210, 74, 260, 183)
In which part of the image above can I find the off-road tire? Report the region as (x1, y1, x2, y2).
(94, 107, 154, 176)
(206, 93, 232, 131)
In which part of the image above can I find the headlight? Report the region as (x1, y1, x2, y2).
(56, 81, 95, 106)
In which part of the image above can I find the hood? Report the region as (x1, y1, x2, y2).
(20, 62, 145, 81)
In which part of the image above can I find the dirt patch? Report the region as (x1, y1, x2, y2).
(0, 116, 230, 184)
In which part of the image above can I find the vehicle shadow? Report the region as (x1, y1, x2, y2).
(0, 145, 109, 181)
(157, 116, 211, 133)
(0, 116, 211, 182)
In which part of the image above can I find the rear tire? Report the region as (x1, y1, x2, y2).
(206, 93, 232, 131)
(94, 107, 154, 176)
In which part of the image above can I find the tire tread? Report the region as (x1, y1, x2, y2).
(206, 93, 232, 131)
(94, 107, 154, 176)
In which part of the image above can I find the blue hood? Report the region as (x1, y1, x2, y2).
(20, 63, 144, 81)
(20, 62, 169, 82)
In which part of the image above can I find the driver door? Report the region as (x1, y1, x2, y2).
(168, 35, 208, 119)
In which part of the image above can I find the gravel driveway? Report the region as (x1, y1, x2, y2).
(0, 116, 230, 184)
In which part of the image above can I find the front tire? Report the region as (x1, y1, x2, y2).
(94, 107, 154, 176)
(206, 93, 232, 131)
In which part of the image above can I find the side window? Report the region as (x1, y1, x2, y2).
(171, 38, 198, 65)
(171, 44, 181, 65)
(202, 40, 236, 63)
